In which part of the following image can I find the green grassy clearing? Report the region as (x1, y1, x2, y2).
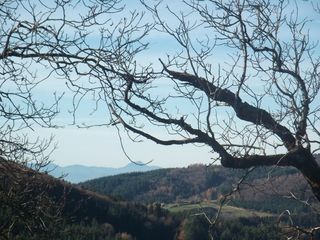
(164, 201, 273, 219)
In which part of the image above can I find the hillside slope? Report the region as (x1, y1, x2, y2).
(80, 160, 320, 214)
(0, 159, 178, 240)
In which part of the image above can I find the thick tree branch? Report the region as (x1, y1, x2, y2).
(111, 107, 202, 146)
(118, 77, 231, 158)
(160, 60, 296, 150)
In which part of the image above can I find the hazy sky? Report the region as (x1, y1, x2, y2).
(27, 0, 319, 168)
(37, 126, 214, 168)
(30, 0, 215, 168)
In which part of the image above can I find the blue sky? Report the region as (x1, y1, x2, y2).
(23, 0, 320, 168)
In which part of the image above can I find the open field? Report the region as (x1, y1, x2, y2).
(164, 200, 274, 219)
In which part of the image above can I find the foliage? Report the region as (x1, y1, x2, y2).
(178, 215, 283, 240)
(182, 216, 211, 240)
(212, 218, 283, 240)
(80, 166, 217, 203)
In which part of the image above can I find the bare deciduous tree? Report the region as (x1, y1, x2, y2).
(1, 0, 320, 236)
(108, 0, 320, 202)
(0, 0, 124, 237)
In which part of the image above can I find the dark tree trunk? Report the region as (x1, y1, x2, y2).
(220, 147, 320, 202)
(304, 174, 320, 202)
(294, 151, 320, 202)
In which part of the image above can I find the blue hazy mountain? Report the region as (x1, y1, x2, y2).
(46, 162, 160, 183)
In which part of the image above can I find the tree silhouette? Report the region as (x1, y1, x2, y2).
(0, 0, 122, 237)
(109, 0, 320, 202)
(1, 0, 320, 205)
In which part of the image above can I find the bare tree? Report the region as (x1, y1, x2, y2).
(1, 0, 320, 200)
(0, 0, 320, 225)
(1, 0, 320, 238)
(103, 0, 320, 203)
(0, 0, 126, 237)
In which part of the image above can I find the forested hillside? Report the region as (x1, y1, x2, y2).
(2, 159, 320, 240)
(0, 159, 179, 240)
(80, 159, 320, 214)
(79, 160, 320, 239)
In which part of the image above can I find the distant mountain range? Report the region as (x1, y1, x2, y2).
(46, 162, 160, 183)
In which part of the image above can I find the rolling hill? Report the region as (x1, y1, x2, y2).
(0, 159, 177, 240)
(78, 160, 320, 239)
(79, 161, 320, 214)
(2, 158, 320, 239)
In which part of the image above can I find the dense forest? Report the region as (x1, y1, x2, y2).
(78, 162, 320, 239)
(80, 162, 318, 213)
